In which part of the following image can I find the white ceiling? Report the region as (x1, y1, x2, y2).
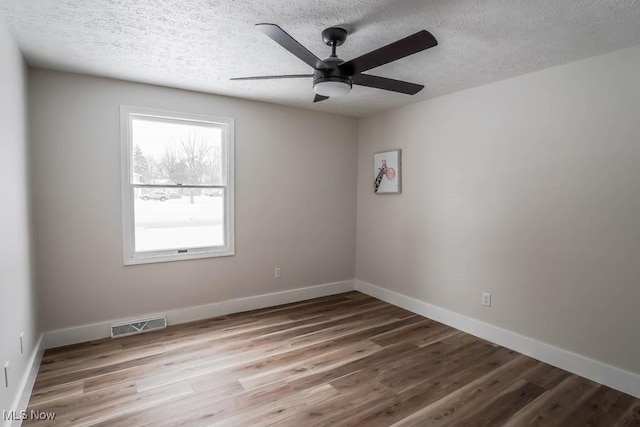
(1, 0, 640, 117)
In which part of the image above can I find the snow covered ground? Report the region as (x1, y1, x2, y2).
(134, 195, 224, 251)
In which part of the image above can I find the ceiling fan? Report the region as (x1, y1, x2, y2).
(231, 24, 438, 103)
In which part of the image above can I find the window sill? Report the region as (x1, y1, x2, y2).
(124, 248, 234, 265)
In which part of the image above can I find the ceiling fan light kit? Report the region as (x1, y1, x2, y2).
(314, 78, 352, 97)
(231, 23, 438, 103)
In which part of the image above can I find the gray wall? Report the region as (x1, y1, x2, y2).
(357, 45, 640, 374)
(0, 18, 38, 414)
(29, 70, 358, 331)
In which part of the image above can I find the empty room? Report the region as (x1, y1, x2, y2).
(1, 0, 640, 425)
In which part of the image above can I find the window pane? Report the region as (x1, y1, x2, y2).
(131, 117, 225, 186)
(134, 187, 225, 252)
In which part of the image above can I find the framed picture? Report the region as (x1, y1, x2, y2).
(373, 149, 401, 194)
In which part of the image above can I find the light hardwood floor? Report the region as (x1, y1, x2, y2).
(25, 292, 640, 426)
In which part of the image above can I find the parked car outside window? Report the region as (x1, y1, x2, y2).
(204, 189, 223, 197)
(140, 191, 181, 201)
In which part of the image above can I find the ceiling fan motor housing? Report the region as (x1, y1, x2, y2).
(313, 57, 352, 96)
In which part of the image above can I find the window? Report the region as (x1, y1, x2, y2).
(121, 106, 234, 264)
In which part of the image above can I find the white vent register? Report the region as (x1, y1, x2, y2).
(111, 316, 167, 338)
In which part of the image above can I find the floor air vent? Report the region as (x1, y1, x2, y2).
(111, 316, 167, 338)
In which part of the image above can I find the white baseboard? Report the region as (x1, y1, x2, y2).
(42, 280, 356, 350)
(6, 334, 44, 427)
(356, 279, 640, 399)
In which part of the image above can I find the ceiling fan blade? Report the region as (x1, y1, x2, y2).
(256, 23, 330, 70)
(313, 94, 329, 103)
(352, 74, 424, 95)
(339, 30, 437, 75)
(230, 74, 313, 81)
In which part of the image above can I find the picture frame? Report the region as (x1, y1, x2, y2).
(373, 149, 401, 194)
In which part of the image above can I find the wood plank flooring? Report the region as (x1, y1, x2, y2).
(24, 292, 639, 426)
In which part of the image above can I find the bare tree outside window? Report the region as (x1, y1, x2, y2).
(133, 126, 225, 199)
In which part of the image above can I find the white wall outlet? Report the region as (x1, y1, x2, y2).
(482, 292, 492, 307)
(274, 267, 282, 279)
(20, 332, 24, 354)
(4, 361, 8, 388)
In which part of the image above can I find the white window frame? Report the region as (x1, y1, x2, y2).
(120, 105, 235, 265)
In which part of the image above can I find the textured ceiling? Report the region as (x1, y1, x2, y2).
(1, 0, 640, 117)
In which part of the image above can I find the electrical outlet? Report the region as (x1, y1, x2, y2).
(274, 267, 282, 279)
(482, 292, 492, 307)
(4, 361, 8, 388)
(20, 333, 24, 354)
